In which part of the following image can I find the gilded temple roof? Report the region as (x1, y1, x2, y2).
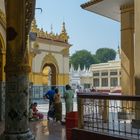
(30, 19, 69, 44)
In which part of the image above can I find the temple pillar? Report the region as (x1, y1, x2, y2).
(0, 80, 5, 121)
(134, 0, 140, 95)
(1, 0, 35, 140)
(0, 37, 6, 121)
(120, 4, 134, 95)
(132, 0, 140, 128)
(0, 51, 5, 121)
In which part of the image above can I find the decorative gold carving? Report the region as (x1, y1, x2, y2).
(59, 22, 69, 43)
(61, 48, 69, 57)
(0, 9, 6, 29)
(31, 19, 69, 43)
(0, 33, 6, 51)
(25, 0, 36, 44)
(30, 41, 41, 57)
(23, 0, 36, 73)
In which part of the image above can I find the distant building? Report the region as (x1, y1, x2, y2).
(69, 64, 92, 89)
(80, 0, 140, 95)
(70, 61, 121, 93)
(90, 60, 121, 93)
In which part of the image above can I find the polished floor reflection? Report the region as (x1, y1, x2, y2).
(0, 120, 66, 140)
(0, 102, 76, 140)
(30, 119, 66, 140)
(0, 102, 67, 140)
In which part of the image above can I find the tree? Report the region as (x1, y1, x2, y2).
(95, 48, 116, 63)
(70, 50, 98, 70)
(92, 54, 100, 64)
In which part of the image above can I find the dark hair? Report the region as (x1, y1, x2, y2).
(33, 102, 37, 106)
(51, 86, 56, 90)
(66, 84, 71, 90)
(55, 88, 59, 94)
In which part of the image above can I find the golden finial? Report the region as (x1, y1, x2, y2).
(61, 22, 66, 33)
(30, 20, 69, 43)
(50, 24, 53, 34)
(59, 22, 69, 43)
(40, 28, 46, 38)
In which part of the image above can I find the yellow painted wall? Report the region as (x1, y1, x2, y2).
(31, 73, 44, 85)
(134, 0, 140, 95)
(57, 74, 69, 85)
(31, 72, 69, 86)
(121, 5, 134, 95)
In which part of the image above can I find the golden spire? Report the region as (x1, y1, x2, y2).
(40, 28, 46, 38)
(30, 20, 69, 44)
(50, 24, 54, 34)
(61, 22, 66, 33)
(59, 22, 69, 43)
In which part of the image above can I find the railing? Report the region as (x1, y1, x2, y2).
(30, 85, 65, 104)
(77, 92, 140, 140)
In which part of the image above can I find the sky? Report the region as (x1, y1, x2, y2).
(36, 0, 120, 56)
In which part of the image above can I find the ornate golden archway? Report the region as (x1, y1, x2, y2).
(41, 53, 59, 85)
(42, 63, 57, 85)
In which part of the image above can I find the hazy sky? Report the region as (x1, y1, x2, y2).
(36, 0, 120, 56)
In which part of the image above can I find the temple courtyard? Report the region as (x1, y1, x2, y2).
(0, 101, 77, 140)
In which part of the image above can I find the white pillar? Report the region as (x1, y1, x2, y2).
(108, 70, 110, 89)
(117, 70, 120, 86)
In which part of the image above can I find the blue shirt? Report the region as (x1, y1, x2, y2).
(45, 90, 55, 102)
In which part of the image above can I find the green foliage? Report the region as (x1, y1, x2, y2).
(92, 55, 100, 64)
(95, 48, 116, 63)
(70, 48, 116, 69)
(70, 50, 98, 70)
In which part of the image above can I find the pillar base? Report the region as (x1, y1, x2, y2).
(1, 130, 35, 140)
(0, 82, 5, 121)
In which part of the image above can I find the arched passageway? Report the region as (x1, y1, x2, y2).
(42, 63, 57, 86)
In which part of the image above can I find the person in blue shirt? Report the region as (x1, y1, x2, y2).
(44, 86, 56, 119)
(44, 86, 56, 108)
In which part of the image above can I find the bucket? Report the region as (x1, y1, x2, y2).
(66, 111, 78, 140)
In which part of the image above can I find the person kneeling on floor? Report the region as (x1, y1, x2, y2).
(29, 102, 44, 121)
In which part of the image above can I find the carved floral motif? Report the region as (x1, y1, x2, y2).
(0, 9, 6, 29)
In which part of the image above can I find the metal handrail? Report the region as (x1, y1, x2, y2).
(77, 92, 140, 101)
(77, 92, 140, 139)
